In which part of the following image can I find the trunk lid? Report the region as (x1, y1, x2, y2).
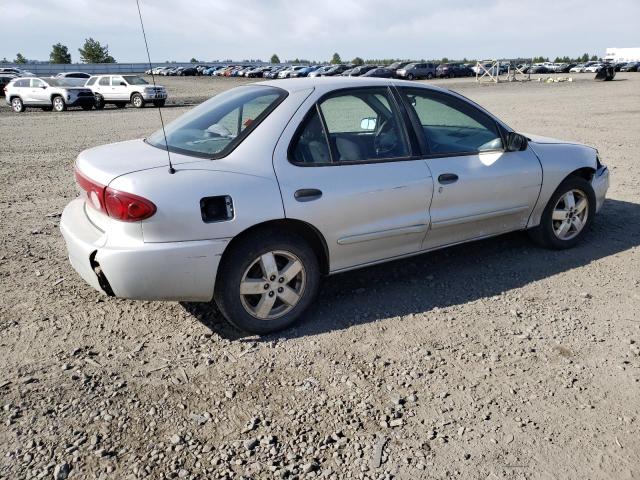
(75, 139, 199, 186)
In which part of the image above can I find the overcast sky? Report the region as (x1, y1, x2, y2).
(3, 0, 639, 63)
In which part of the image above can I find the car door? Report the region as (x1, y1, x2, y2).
(398, 87, 542, 250)
(110, 76, 129, 101)
(29, 78, 49, 104)
(273, 86, 434, 272)
(96, 76, 112, 99)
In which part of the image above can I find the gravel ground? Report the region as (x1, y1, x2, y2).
(1, 73, 639, 480)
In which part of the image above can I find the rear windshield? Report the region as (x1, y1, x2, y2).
(147, 85, 287, 158)
(123, 75, 148, 85)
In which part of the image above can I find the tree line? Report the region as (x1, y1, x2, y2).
(8, 38, 116, 64)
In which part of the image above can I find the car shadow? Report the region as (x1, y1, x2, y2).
(183, 198, 640, 341)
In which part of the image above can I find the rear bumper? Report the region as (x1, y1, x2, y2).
(592, 165, 609, 213)
(60, 198, 228, 302)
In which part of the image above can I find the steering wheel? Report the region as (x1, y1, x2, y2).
(373, 118, 398, 157)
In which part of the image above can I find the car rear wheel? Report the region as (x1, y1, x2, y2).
(528, 176, 596, 249)
(214, 230, 320, 334)
(94, 95, 105, 110)
(131, 93, 144, 108)
(427, 73, 434, 80)
(11, 97, 24, 113)
(407, 73, 415, 80)
(52, 96, 66, 112)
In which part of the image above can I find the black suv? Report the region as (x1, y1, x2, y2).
(436, 63, 474, 78)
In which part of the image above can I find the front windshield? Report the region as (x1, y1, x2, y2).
(123, 75, 149, 85)
(147, 85, 287, 158)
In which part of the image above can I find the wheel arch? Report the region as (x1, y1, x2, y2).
(130, 91, 143, 101)
(565, 166, 596, 182)
(219, 218, 330, 277)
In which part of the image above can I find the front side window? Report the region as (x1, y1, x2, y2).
(290, 88, 410, 164)
(30, 79, 45, 88)
(123, 76, 148, 85)
(147, 85, 286, 158)
(400, 89, 503, 155)
(111, 76, 125, 86)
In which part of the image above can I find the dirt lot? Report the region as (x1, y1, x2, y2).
(1, 73, 639, 480)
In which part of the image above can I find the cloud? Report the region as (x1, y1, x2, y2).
(2, 0, 639, 62)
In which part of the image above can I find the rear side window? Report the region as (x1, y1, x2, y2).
(98, 77, 110, 86)
(147, 85, 287, 158)
(400, 88, 503, 155)
(14, 79, 29, 87)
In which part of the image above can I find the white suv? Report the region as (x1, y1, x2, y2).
(5, 77, 95, 112)
(85, 75, 167, 109)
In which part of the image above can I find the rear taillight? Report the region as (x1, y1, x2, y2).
(75, 168, 156, 222)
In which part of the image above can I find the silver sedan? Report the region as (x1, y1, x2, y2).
(60, 78, 609, 333)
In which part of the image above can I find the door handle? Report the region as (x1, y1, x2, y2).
(438, 173, 459, 185)
(294, 189, 322, 202)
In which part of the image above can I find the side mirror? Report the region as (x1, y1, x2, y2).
(41, 85, 47, 89)
(506, 132, 528, 151)
(360, 117, 377, 131)
(120, 82, 127, 86)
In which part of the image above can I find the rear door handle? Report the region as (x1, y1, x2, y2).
(438, 173, 459, 185)
(294, 188, 323, 202)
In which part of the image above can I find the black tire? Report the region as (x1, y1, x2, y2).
(94, 95, 105, 110)
(115, 102, 126, 109)
(214, 230, 320, 334)
(407, 73, 415, 80)
(52, 95, 66, 112)
(131, 93, 144, 108)
(11, 97, 24, 113)
(528, 176, 596, 249)
(153, 100, 166, 108)
(426, 73, 434, 80)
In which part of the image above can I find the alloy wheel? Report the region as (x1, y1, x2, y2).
(12, 98, 23, 112)
(552, 189, 589, 240)
(53, 97, 65, 112)
(239, 250, 306, 320)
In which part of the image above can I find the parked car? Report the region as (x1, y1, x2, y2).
(290, 66, 321, 78)
(180, 67, 198, 76)
(436, 63, 474, 78)
(387, 61, 412, 77)
(529, 64, 549, 74)
(322, 64, 351, 76)
(278, 66, 306, 79)
(61, 77, 609, 334)
(569, 64, 585, 73)
(360, 67, 394, 78)
(0, 74, 17, 94)
(620, 62, 639, 72)
(5, 76, 95, 112)
(56, 72, 92, 79)
(0, 67, 34, 76)
(345, 65, 378, 77)
(85, 75, 167, 109)
(584, 63, 604, 73)
(396, 62, 437, 80)
(308, 65, 332, 77)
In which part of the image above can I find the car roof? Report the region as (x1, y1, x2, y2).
(258, 76, 447, 93)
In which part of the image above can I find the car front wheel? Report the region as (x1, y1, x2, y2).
(11, 97, 24, 113)
(132, 93, 144, 108)
(528, 176, 596, 249)
(214, 231, 320, 334)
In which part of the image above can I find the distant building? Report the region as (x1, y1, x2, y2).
(604, 47, 640, 62)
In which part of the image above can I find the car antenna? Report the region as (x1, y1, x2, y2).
(135, 0, 175, 174)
